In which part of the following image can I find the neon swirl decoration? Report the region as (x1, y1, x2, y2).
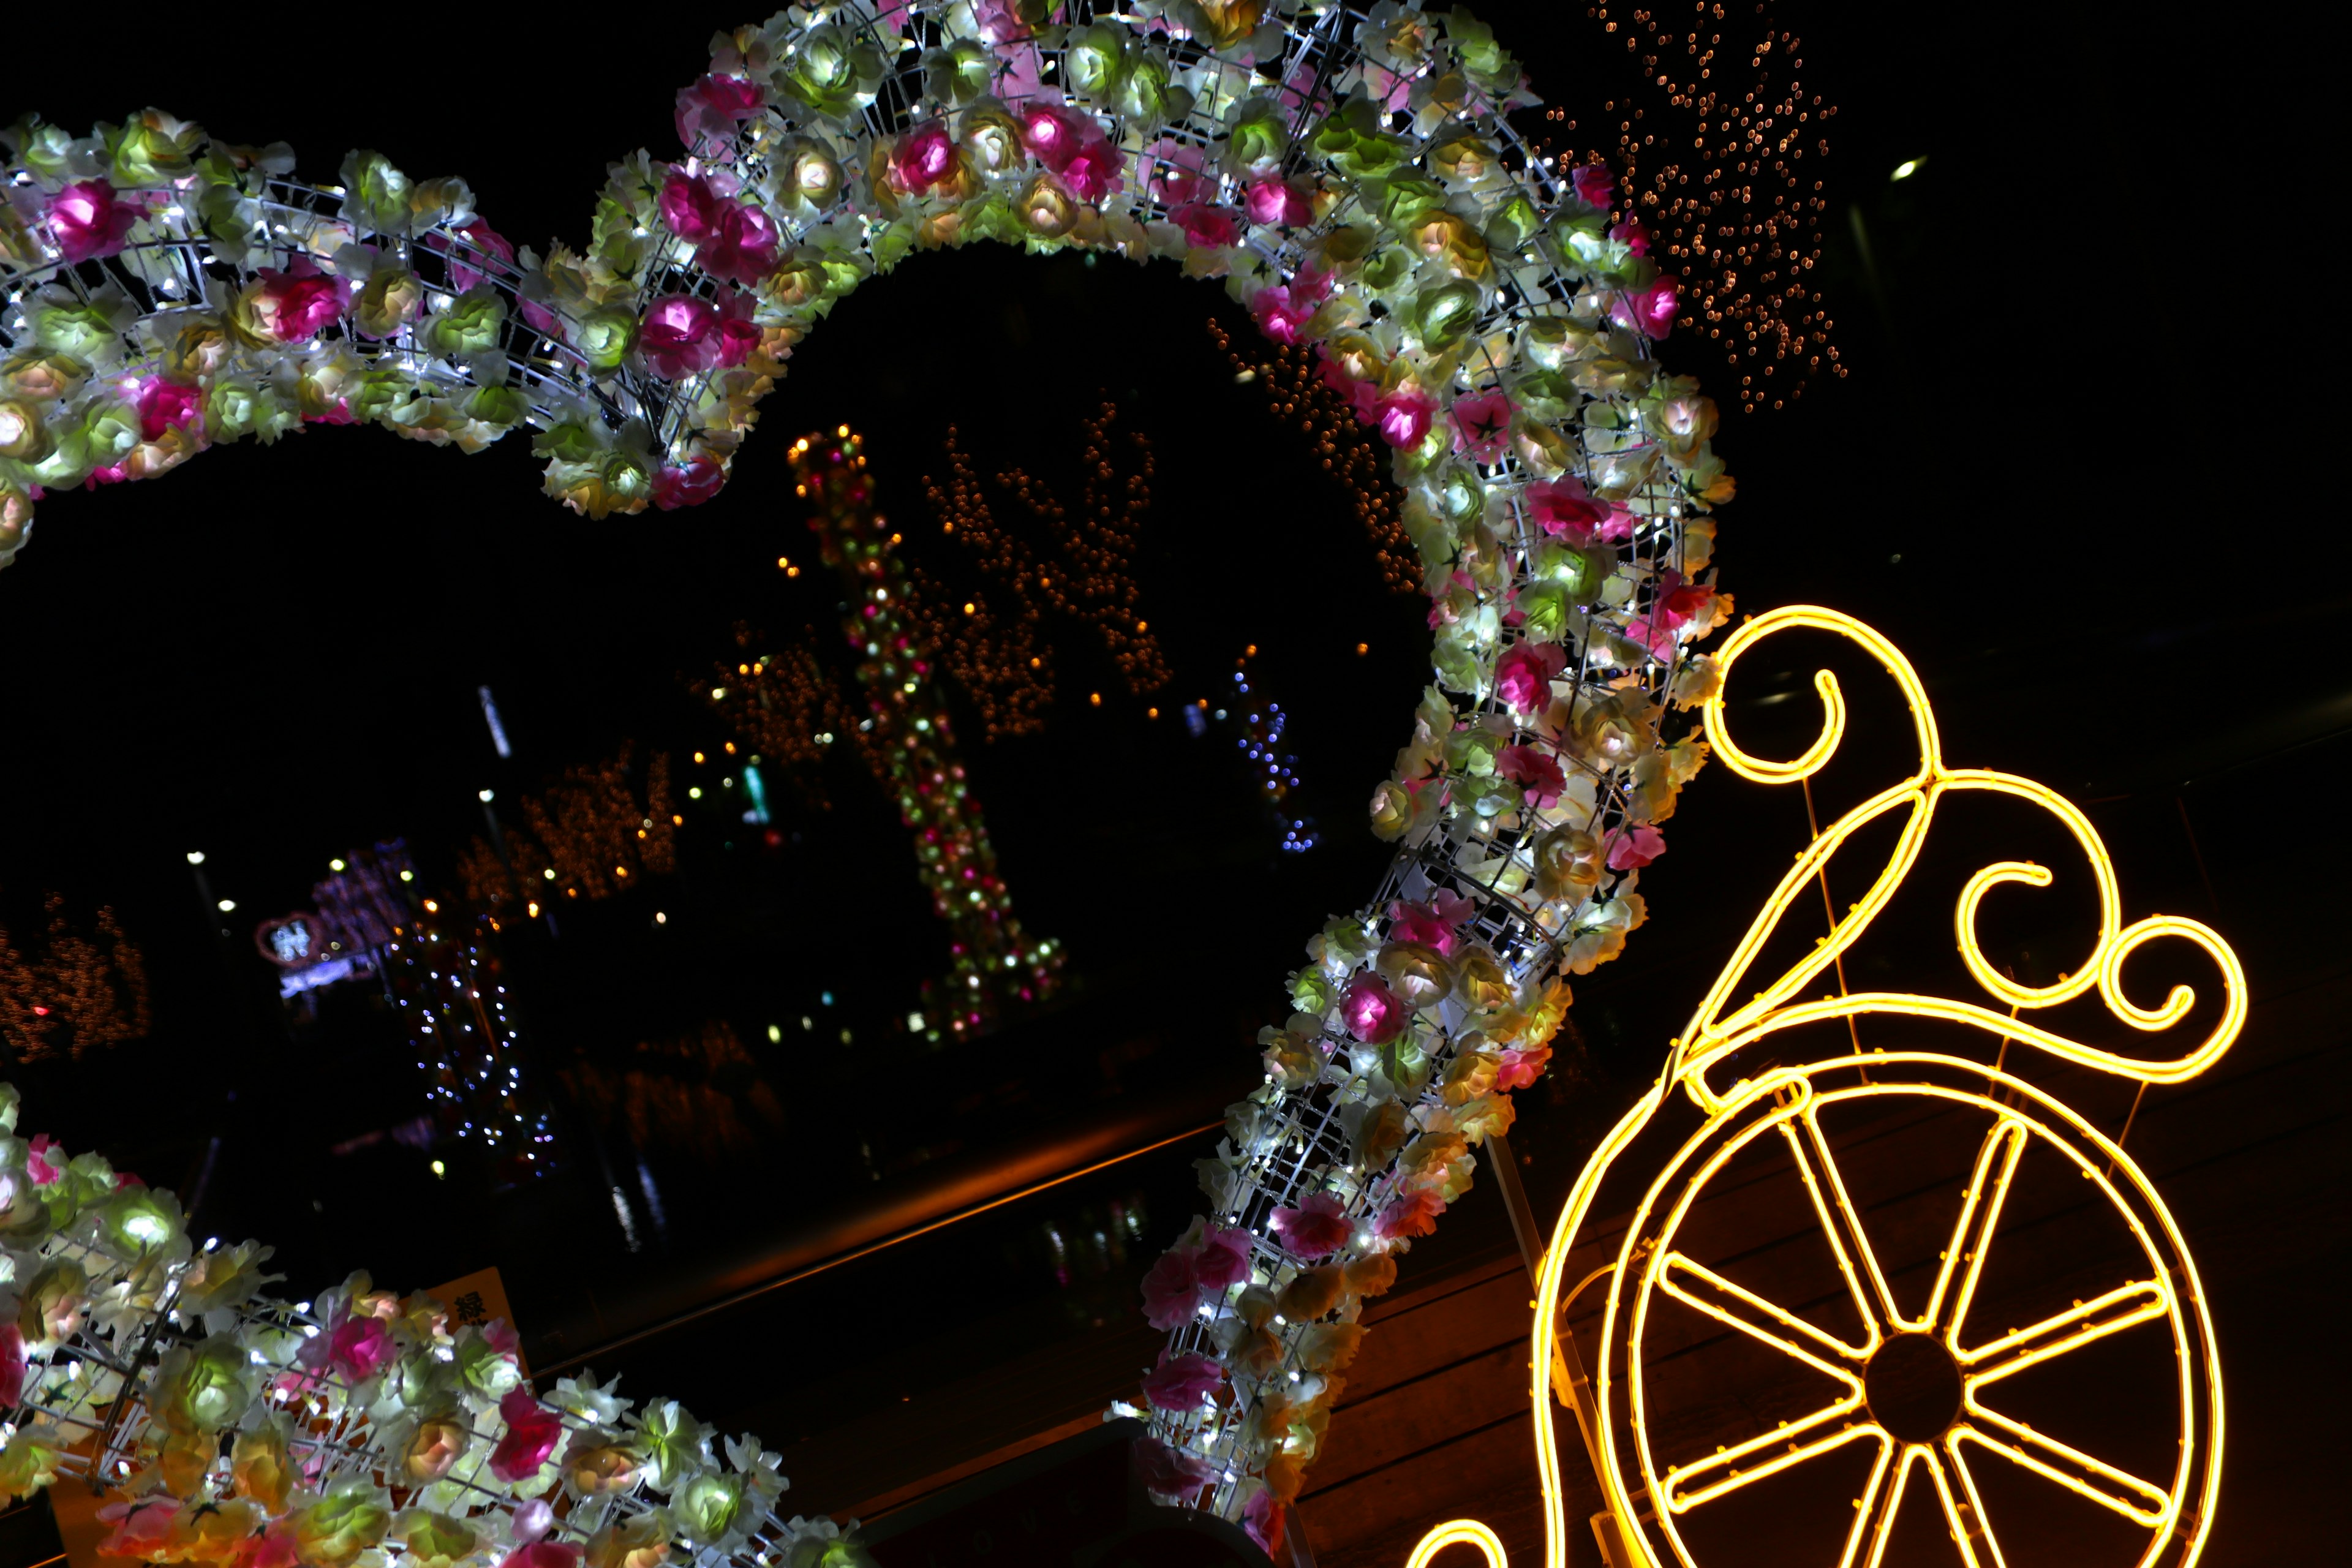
(1423, 605, 2243, 1568)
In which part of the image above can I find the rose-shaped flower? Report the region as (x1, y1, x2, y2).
(1017, 102, 1093, 172)
(1450, 389, 1513, 465)
(1138, 1245, 1202, 1331)
(582, 1510, 672, 1568)
(673, 1471, 745, 1546)
(1060, 136, 1123, 203)
(1375, 1190, 1445, 1240)
(676, 74, 766, 156)
(1225, 96, 1289, 175)
(325, 1314, 394, 1383)
(1605, 824, 1667, 870)
(17, 1259, 85, 1350)
(439, 218, 516, 294)
(1612, 274, 1679, 339)
(777, 138, 846, 209)
(398, 1510, 479, 1568)
(94, 1182, 182, 1256)
(696, 202, 780, 287)
(894, 121, 960, 194)
(1276, 1262, 1344, 1322)
(1243, 178, 1311, 227)
(562, 1430, 645, 1497)
(1374, 941, 1454, 1009)
(0, 399, 53, 465)
(1338, 971, 1405, 1044)
(401, 1410, 472, 1482)
(231, 1420, 293, 1512)
(659, 169, 721, 243)
(421, 285, 507, 359)
(1495, 744, 1567, 810)
(1372, 388, 1432, 448)
(1018, 174, 1077, 238)
(654, 455, 726, 511)
(339, 149, 414, 235)
(489, 1390, 564, 1483)
(571, 305, 638, 375)
(1452, 948, 1513, 1014)
(156, 1335, 251, 1433)
(0, 1325, 24, 1410)
(1494, 639, 1567, 713)
(501, 1542, 582, 1568)
(1140, 1351, 1225, 1411)
(1570, 164, 1616, 209)
(638, 295, 725, 380)
(1268, 1191, 1352, 1259)
(46, 180, 139, 263)
(1169, 201, 1239, 249)
(293, 1478, 392, 1567)
(1133, 1436, 1218, 1502)
(102, 110, 203, 187)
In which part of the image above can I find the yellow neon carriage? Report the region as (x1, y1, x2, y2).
(1426, 607, 2246, 1568)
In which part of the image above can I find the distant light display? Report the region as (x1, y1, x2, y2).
(1228, 650, 1317, 854)
(785, 427, 1060, 1035)
(385, 907, 552, 1185)
(254, 914, 320, 967)
(0, 892, 151, 1062)
(458, 744, 676, 911)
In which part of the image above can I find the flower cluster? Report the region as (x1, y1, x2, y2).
(0, 1084, 867, 1567)
(1, 1, 1736, 1545)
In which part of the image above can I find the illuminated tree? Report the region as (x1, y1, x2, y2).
(0, 893, 151, 1063)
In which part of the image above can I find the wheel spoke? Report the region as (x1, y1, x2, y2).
(1662, 1394, 1871, 1512)
(1855, 1441, 1921, 1568)
(1942, 1437, 2012, 1568)
(1956, 1409, 2172, 1526)
(1926, 1118, 2027, 1338)
(1782, 1112, 1899, 1336)
(1660, 1251, 1875, 1373)
(1961, 1280, 2169, 1382)
(1920, 1445, 1995, 1568)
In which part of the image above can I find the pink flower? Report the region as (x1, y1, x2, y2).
(96, 1496, 180, 1559)
(326, 1316, 394, 1382)
(1610, 219, 1651, 256)
(659, 170, 722, 243)
(1496, 744, 1567, 810)
(1495, 1045, 1551, 1092)
(510, 1498, 554, 1543)
(1653, 568, 1716, 631)
(1018, 103, 1093, 172)
(1338, 972, 1406, 1044)
(1526, 475, 1610, 541)
(137, 380, 202, 443)
(1570, 164, 1615, 209)
(639, 295, 725, 380)
(1375, 1190, 1445, 1240)
(1606, 824, 1667, 870)
(483, 1316, 522, 1356)
(676, 74, 767, 156)
(1169, 202, 1239, 249)
(895, 121, 960, 193)
(1374, 388, 1433, 448)
(255, 260, 349, 343)
(1195, 1224, 1252, 1291)
(499, 1544, 582, 1568)
(1613, 274, 1679, 339)
(1450, 388, 1514, 465)
(47, 179, 138, 263)
(27, 1135, 63, 1184)
(1249, 282, 1313, 345)
(1387, 892, 1471, 956)
(1062, 138, 1123, 202)
(697, 203, 780, 287)
(1269, 1191, 1352, 1259)
(654, 456, 727, 511)
(489, 1390, 564, 1482)
(1494, 639, 1569, 713)
(1139, 1248, 1203, 1331)
(0, 1325, 24, 1409)
(1140, 1351, 1226, 1411)
(1133, 1436, 1218, 1501)
(1244, 1491, 1287, 1556)
(973, 0, 1039, 43)
(1244, 178, 1311, 227)
(442, 219, 515, 293)
(714, 288, 761, 366)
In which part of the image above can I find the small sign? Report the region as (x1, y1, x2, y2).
(254, 913, 323, 968)
(423, 1265, 528, 1377)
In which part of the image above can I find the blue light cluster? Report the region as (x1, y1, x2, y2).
(1231, 666, 1318, 854)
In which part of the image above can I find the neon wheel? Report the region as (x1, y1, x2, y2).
(1590, 1054, 2220, 1568)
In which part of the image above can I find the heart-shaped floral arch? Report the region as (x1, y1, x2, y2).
(0, 1, 1735, 1559)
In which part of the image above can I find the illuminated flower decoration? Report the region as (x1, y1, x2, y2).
(1141, 1351, 1226, 1411)
(1268, 1192, 1351, 1259)
(45, 179, 138, 263)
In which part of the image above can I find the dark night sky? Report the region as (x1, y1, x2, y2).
(2, 1, 2345, 1554)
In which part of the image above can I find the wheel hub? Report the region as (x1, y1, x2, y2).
(1865, 1332, 1964, 1444)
